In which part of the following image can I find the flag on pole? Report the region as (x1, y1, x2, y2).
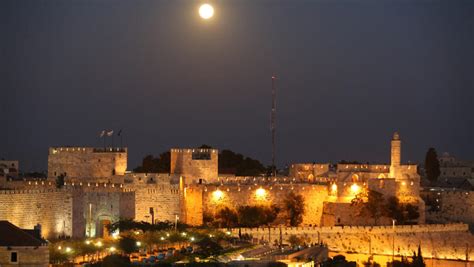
(99, 130, 106, 138)
(106, 130, 114, 137)
(117, 129, 122, 136)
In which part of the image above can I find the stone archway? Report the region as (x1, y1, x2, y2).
(351, 174, 359, 182)
(96, 214, 114, 238)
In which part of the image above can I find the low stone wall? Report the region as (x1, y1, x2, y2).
(229, 224, 473, 261)
(186, 184, 328, 226)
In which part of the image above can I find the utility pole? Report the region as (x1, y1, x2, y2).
(271, 74, 277, 177)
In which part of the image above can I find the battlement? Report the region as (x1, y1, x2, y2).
(49, 147, 127, 154)
(230, 223, 469, 235)
(337, 164, 390, 173)
(215, 176, 332, 185)
(48, 146, 127, 179)
(171, 148, 218, 154)
(170, 148, 218, 183)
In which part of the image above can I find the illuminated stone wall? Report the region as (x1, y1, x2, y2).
(0, 182, 136, 238)
(0, 189, 73, 238)
(76, 188, 135, 238)
(183, 186, 204, 226)
(289, 164, 331, 180)
(425, 191, 474, 225)
(170, 148, 218, 183)
(231, 224, 473, 261)
(184, 184, 329, 226)
(122, 173, 181, 223)
(47, 147, 127, 180)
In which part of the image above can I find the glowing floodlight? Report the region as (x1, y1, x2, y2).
(331, 183, 338, 194)
(212, 189, 224, 201)
(255, 187, 267, 199)
(350, 183, 360, 194)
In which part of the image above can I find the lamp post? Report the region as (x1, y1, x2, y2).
(392, 219, 396, 263)
(175, 214, 179, 232)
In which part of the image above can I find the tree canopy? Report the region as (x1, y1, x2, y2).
(134, 145, 267, 176)
(133, 152, 170, 173)
(283, 192, 305, 226)
(424, 148, 440, 183)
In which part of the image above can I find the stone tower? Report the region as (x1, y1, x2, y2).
(170, 148, 218, 184)
(390, 132, 401, 178)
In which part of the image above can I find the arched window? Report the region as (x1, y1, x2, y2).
(351, 174, 359, 182)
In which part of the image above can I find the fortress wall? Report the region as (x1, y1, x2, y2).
(198, 184, 328, 226)
(129, 183, 181, 223)
(337, 164, 390, 174)
(47, 147, 127, 179)
(0, 189, 74, 238)
(230, 224, 472, 261)
(183, 186, 204, 226)
(426, 191, 474, 225)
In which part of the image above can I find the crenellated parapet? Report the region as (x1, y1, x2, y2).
(170, 148, 218, 183)
(48, 146, 127, 179)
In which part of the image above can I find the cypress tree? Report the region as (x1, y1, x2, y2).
(424, 148, 440, 184)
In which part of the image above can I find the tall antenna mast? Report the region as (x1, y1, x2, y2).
(271, 74, 277, 177)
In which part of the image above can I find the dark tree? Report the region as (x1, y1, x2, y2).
(412, 245, 425, 267)
(134, 152, 170, 173)
(99, 255, 131, 267)
(364, 190, 386, 225)
(352, 190, 386, 225)
(386, 196, 404, 223)
(385, 197, 420, 225)
(118, 236, 138, 255)
(218, 149, 266, 176)
(283, 192, 305, 226)
(215, 207, 239, 228)
(424, 148, 440, 184)
(237, 205, 280, 227)
(194, 237, 223, 258)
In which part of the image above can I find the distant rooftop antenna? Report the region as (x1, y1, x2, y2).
(271, 74, 277, 177)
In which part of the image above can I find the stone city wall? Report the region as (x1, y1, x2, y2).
(0, 189, 73, 238)
(128, 183, 181, 223)
(425, 191, 474, 225)
(230, 224, 472, 261)
(185, 184, 329, 226)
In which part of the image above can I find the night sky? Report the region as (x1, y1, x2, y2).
(1, 0, 473, 172)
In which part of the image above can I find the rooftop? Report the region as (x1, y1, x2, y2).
(0, 221, 47, 247)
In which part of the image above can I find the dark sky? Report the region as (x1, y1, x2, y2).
(1, 0, 473, 172)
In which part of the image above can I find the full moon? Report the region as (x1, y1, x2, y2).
(199, 4, 214, 19)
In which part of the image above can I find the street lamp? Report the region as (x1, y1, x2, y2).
(175, 214, 179, 232)
(392, 219, 396, 263)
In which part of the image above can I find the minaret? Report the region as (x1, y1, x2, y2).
(390, 132, 401, 178)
